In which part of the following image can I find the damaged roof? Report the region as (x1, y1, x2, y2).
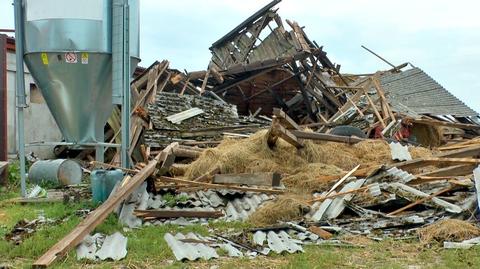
(380, 67, 478, 117)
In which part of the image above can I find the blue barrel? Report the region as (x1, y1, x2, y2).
(91, 169, 124, 203)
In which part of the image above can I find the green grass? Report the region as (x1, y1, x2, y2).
(2, 166, 480, 268)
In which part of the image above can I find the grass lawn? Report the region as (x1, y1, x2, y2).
(1, 180, 480, 268)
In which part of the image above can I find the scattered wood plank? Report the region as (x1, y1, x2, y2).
(308, 226, 333, 240)
(392, 145, 480, 171)
(387, 186, 454, 216)
(291, 130, 365, 144)
(325, 165, 361, 197)
(134, 209, 224, 219)
(156, 176, 285, 194)
(213, 172, 281, 187)
(416, 164, 475, 177)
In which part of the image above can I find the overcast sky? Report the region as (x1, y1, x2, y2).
(1, 0, 479, 113)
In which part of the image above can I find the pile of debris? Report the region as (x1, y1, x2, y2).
(29, 0, 480, 267)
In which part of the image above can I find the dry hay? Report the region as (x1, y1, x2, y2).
(282, 163, 344, 193)
(339, 234, 374, 246)
(248, 195, 310, 226)
(184, 129, 434, 191)
(409, 146, 436, 159)
(417, 219, 480, 243)
(411, 123, 444, 147)
(185, 130, 306, 179)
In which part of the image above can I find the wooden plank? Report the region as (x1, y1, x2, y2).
(387, 186, 454, 216)
(291, 130, 365, 144)
(32, 152, 165, 268)
(308, 226, 333, 240)
(325, 165, 360, 197)
(272, 108, 301, 130)
(134, 210, 224, 219)
(199, 68, 211, 94)
(411, 118, 480, 130)
(156, 176, 285, 194)
(415, 164, 475, 177)
(393, 145, 480, 171)
(213, 172, 281, 187)
(172, 147, 201, 159)
(270, 117, 303, 148)
(363, 85, 385, 128)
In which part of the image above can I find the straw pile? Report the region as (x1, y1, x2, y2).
(417, 219, 480, 243)
(248, 196, 310, 226)
(184, 130, 434, 192)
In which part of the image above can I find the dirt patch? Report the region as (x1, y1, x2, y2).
(417, 219, 480, 243)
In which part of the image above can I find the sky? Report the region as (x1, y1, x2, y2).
(1, 0, 479, 113)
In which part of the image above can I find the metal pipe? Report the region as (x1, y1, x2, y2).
(121, 1, 131, 168)
(14, 0, 27, 197)
(0, 34, 7, 185)
(361, 45, 397, 70)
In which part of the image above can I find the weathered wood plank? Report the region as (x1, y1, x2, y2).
(156, 176, 284, 194)
(213, 172, 281, 187)
(134, 210, 224, 219)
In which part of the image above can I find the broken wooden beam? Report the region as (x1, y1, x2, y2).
(411, 118, 480, 130)
(392, 145, 480, 171)
(213, 172, 281, 187)
(156, 176, 285, 194)
(272, 108, 301, 130)
(268, 116, 303, 148)
(387, 186, 454, 216)
(291, 130, 365, 144)
(134, 209, 224, 219)
(416, 164, 475, 177)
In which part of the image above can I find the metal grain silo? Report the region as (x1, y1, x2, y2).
(22, 0, 140, 144)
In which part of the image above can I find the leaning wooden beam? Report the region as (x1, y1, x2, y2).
(268, 117, 303, 148)
(156, 176, 285, 194)
(273, 108, 301, 130)
(134, 209, 224, 219)
(32, 153, 163, 268)
(199, 68, 211, 94)
(213, 172, 281, 187)
(363, 84, 385, 128)
(291, 130, 365, 144)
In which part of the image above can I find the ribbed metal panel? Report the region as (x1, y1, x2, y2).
(380, 68, 478, 117)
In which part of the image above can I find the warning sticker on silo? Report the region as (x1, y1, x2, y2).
(65, 52, 77, 63)
(81, 53, 89, 64)
(41, 53, 48, 65)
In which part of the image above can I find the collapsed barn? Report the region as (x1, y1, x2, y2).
(5, 0, 480, 267)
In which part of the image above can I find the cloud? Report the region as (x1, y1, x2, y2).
(1, 0, 478, 113)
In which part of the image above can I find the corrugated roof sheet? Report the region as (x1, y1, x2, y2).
(164, 232, 219, 261)
(380, 68, 478, 117)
